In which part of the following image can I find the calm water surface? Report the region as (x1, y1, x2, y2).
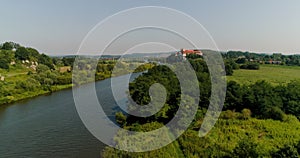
(0, 73, 140, 158)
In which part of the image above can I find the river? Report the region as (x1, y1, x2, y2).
(0, 73, 141, 158)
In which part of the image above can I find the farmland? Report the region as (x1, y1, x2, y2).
(227, 64, 300, 85)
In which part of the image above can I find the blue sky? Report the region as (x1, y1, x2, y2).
(1, 0, 300, 55)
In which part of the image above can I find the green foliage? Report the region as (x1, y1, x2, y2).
(102, 122, 184, 158)
(115, 112, 127, 126)
(36, 64, 50, 73)
(240, 63, 260, 70)
(241, 108, 251, 120)
(265, 106, 286, 121)
(221, 110, 239, 119)
(104, 58, 300, 158)
(186, 53, 202, 59)
(15, 47, 30, 60)
(232, 138, 259, 158)
(15, 78, 40, 91)
(0, 59, 9, 69)
(1, 42, 20, 50)
(38, 54, 54, 69)
(62, 57, 75, 66)
(225, 63, 234, 76)
(271, 144, 299, 158)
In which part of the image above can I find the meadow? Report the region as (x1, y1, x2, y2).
(227, 64, 300, 85)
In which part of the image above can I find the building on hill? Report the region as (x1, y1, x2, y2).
(175, 49, 203, 60)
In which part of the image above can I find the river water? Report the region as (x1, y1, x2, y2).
(0, 73, 140, 158)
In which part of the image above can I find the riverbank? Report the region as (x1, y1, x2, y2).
(0, 83, 74, 106)
(0, 61, 154, 107)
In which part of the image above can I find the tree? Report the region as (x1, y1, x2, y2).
(38, 54, 54, 69)
(224, 81, 243, 111)
(15, 47, 30, 60)
(1, 42, 13, 50)
(225, 63, 234, 76)
(36, 64, 50, 73)
(0, 59, 9, 69)
(236, 58, 247, 64)
(27, 47, 40, 60)
(265, 106, 286, 121)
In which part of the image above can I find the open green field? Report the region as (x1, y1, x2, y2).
(227, 64, 300, 85)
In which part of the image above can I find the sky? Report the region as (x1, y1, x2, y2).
(1, 0, 300, 55)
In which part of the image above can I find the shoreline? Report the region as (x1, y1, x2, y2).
(0, 71, 145, 107)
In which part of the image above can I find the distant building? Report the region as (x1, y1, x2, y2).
(265, 60, 282, 64)
(59, 66, 71, 73)
(176, 49, 203, 59)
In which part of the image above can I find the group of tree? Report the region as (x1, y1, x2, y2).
(224, 80, 300, 120)
(224, 50, 300, 66)
(108, 56, 300, 157)
(0, 42, 54, 70)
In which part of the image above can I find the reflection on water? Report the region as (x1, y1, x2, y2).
(0, 73, 141, 158)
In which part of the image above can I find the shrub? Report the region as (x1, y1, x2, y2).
(240, 63, 260, 70)
(271, 145, 299, 158)
(221, 110, 238, 119)
(115, 112, 127, 126)
(232, 138, 259, 158)
(265, 107, 286, 121)
(241, 109, 251, 120)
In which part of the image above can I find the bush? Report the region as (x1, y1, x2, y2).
(115, 112, 127, 126)
(240, 63, 260, 70)
(271, 145, 299, 158)
(0, 59, 9, 69)
(232, 138, 259, 158)
(265, 107, 286, 121)
(221, 110, 238, 119)
(36, 64, 50, 73)
(241, 109, 251, 120)
(225, 63, 234, 76)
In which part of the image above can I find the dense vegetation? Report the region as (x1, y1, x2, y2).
(223, 50, 300, 66)
(0, 42, 76, 104)
(0, 42, 152, 105)
(103, 53, 300, 157)
(1, 42, 300, 157)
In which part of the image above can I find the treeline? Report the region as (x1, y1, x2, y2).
(225, 80, 300, 120)
(118, 59, 300, 126)
(224, 50, 300, 66)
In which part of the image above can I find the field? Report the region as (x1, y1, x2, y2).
(227, 64, 300, 85)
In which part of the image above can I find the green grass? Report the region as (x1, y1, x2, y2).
(178, 115, 300, 157)
(227, 64, 300, 85)
(102, 115, 300, 157)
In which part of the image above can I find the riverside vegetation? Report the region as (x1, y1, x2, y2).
(0, 42, 153, 105)
(103, 51, 300, 157)
(1, 42, 300, 157)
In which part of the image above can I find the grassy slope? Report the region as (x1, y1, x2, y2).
(227, 64, 300, 85)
